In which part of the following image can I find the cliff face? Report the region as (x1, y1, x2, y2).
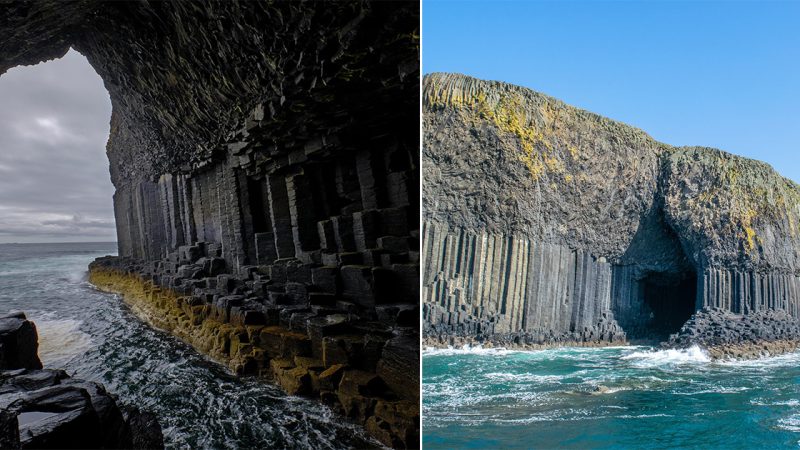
(423, 73, 800, 344)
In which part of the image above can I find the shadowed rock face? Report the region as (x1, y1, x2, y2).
(1, 1, 419, 265)
(0, 312, 42, 371)
(2, 3, 419, 447)
(422, 73, 800, 346)
(1, 1, 418, 185)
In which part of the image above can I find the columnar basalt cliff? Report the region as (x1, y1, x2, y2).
(422, 73, 800, 351)
(1, 2, 418, 447)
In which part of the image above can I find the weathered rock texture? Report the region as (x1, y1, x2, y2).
(1, 2, 418, 447)
(665, 307, 800, 359)
(0, 313, 42, 371)
(89, 255, 418, 448)
(0, 312, 163, 449)
(1, 1, 418, 272)
(423, 73, 800, 346)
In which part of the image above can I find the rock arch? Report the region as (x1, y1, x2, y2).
(2, 3, 420, 447)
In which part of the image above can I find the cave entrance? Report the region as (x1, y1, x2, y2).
(639, 270, 697, 340)
(612, 201, 700, 343)
(0, 48, 115, 244)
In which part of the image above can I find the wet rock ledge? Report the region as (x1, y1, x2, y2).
(89, 252, 419, 449)
(664, 307, 800, 360)
(0, 312, 163, 449)
(423, 306, 627, 350)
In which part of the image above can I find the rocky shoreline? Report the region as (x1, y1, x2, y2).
(425, 305, 800, 361)
(89, 252, 419, 449)
(663, 307, 800, 360)
(424, 303, 627, 351)
(0, 312, 163, 449)
(422, 336, 625, 352)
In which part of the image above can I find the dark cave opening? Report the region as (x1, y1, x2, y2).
(640, 270, 697, 339)
(246, 177, 270, 234)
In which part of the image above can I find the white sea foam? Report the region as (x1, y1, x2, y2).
(620, 345, 710, 366)
(616, 413, 673, 419)
(778, 414, 800, 432)
(750, 398, 800, 407)
(715, 350, 800, 368)
(66, 270, 87, 283)
(673, 386, 750, 395)
(483, 372, 563, 383)
(423, 344, 523, 356)
(490, 409, 605, 424)
(34, 317, 93, 366)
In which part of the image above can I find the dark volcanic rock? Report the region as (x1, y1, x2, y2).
(0, 313, 42, 371)
(2, 4, 419, 447)
(121, 406, 165, 450)
(90, 252, 420, 448)
(0, 410, 19, 449)
(376, 332, 420, 404)
(0, 315, 164, 449)
(663, 307, 800, 359)
(422, 72, 800, 351)
(0, 2, 419, 272)
(0, 371, 165, 449)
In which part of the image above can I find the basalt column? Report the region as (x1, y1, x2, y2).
(423, 72, 800, 349)
(1, 2, 419, 448)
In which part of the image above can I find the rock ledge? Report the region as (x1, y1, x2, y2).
(0, 312, 163, 449)
(663, 308, 800, 360)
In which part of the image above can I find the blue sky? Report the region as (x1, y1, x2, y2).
(423, 0, 800, 182)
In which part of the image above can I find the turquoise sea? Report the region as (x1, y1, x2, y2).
(423, 345, 800, 449)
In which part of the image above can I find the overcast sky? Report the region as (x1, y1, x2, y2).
(425, 1, 800, 184)
(0, 49, 116, 243)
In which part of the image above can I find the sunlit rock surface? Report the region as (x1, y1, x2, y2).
(422, 73, 800, 349)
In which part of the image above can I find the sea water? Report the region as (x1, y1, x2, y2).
(423, 344, 800, 448)
(0, 242, 380, 449)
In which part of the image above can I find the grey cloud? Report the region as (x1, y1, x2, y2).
(0, 49, 115, 243)
(42, 214, 116, 229)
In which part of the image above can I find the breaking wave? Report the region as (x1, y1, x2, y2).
(423, 345, 522, 356)
(34, 317, 93, 367)
(620, 345, 711, 366)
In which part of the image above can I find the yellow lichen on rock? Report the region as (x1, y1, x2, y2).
(87, 264, 419, 448)
(88, 267, 264, 375)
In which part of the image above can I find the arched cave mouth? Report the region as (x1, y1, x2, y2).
(0, 48, 115, 244)
(612, 204, 699, 343)
(637, 269, 697, 340)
